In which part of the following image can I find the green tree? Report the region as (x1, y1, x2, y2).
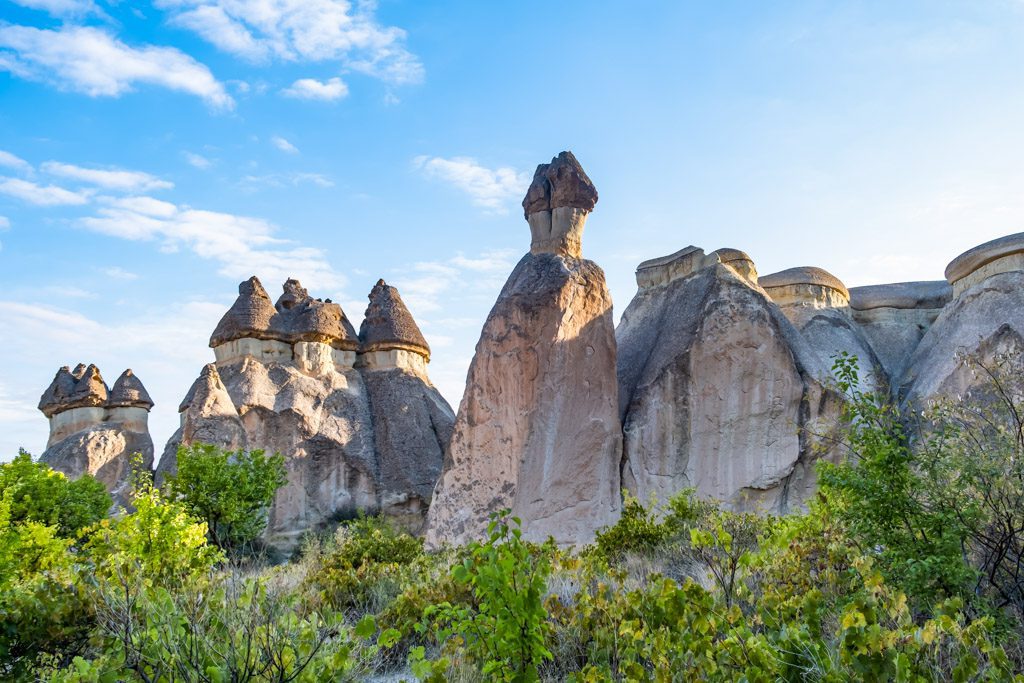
(0, 451, 110, 537)
(818, 353, 973, 607)
(166, 443, 287, 554)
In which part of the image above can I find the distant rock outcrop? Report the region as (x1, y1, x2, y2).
(159, 276, 453, 546)
(617, 247, 841, 514)
(424, 151, 622, 547)
(38, 365, 154, 507)
(901, 233, 1024, 406)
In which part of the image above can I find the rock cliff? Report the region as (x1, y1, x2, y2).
(424, 151, 622, 547)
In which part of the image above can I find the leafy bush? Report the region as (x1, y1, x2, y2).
(424, 511, 553, 682)
(0, 451, 110, 537)
(166, 443, 287, 554)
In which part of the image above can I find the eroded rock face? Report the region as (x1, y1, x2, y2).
(39, 366, 154, 507)
(759, 267, 885, 393)
(160, 277, 453, 547)
(618, 249, 841, 514)
(902, 234, 1024, 406)
(425, 151, 621, 548)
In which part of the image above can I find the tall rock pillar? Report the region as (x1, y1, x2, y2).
(424, 151, 622, 547)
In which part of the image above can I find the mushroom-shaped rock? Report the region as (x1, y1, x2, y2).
(359, 280, 430, 358)
(522, 151, 599, 258)
(209, 276, 278, 347)
(65, 364, 108, 410)
(425, 151, 621, 548)
(107, 369, 154, 410)
(759, 266, 850, 305)
(712, 247, 758, 284)
(848, 281, 952, 382)
(38, 366, 77, 417)
(635, 246, 720, 289)
(760, 268, 883, 391)
(944, 232, 1024, 297)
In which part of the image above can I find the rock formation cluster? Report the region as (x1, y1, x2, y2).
(38, 364, 154, 506)
(33, 146, 1024, 549)
(156, 277, 453, 546)
(425, 151, 622, 547)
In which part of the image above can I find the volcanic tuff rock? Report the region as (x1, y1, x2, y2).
(901, 233, 1024, 407)
(425, 151, 621, 548)
(159, 276, 453, 546)
(759, 266, 884, 393)
(617, 247, 842, 514)
(38, 365, 154, 507)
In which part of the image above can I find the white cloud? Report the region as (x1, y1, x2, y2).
(100, 266, 139, 280)
(81, 197, 344, 289)
(42, 161, 174, 192)
(0, 216, 9, 230)
(413, 156, 531, 213)
(0, 177, 92, 206)
(271, 136, 299, 154)
(154, 0, 424, 85)
(282, 76, 348, 101)
(7, 0, 98, 17)
(183, 151, 212, 169)
(0, 150, 32, 173)
(240, 172, 333, 189)
(0, 25, 234, 109)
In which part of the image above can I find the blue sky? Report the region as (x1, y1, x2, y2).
(3, 0, 1024, 461)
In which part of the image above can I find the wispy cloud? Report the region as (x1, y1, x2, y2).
(42, 161, 174, 192)
(183, 151, 212, 169)
(282, 76, 348, 101)
(392, 249, 517, 313)
(82, 196, 344, 289)
(239, 172, 333, 189)
(413, 156, 530, 213)
(0, 25, 234, 109)
(100, 266, 139, 281)
(154, 0, 424, 85)
(0, 177, 92, 206)
(8, 0, 99, 18)
(0, 216, 10, 230)
(271, 136, 299, 154)
(0, 150, 32, 173)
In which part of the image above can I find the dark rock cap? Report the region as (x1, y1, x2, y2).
(944, 232, 1024, 284)
(108, 369, 154, 410)
(359, 279, 430, 358)
(759, 266, 849, 299)
(522, 151, 598, 217)
(38, 366, 77, 417)
(849, 281, 952, 311)
(65, 364, 109, 412)
(209, 276, 278, 347)
(271, 279, 358, 349)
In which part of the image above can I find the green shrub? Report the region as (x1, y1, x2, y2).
(0, 452, 110, 537)
(166, 443, 287, 554)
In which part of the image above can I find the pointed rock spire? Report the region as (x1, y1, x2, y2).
(178, 363, 238, 416)
(38, 366, 77, 417)
(108, 369, 154, 410)
(209, 276, 278, 347)
(359, 279, 430, 358)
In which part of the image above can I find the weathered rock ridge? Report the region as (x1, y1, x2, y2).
(38, 365, 154, 507)
(158, 277, 453, 546)
(617, 248, 842, 514)
(425, 151, 621, 547)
